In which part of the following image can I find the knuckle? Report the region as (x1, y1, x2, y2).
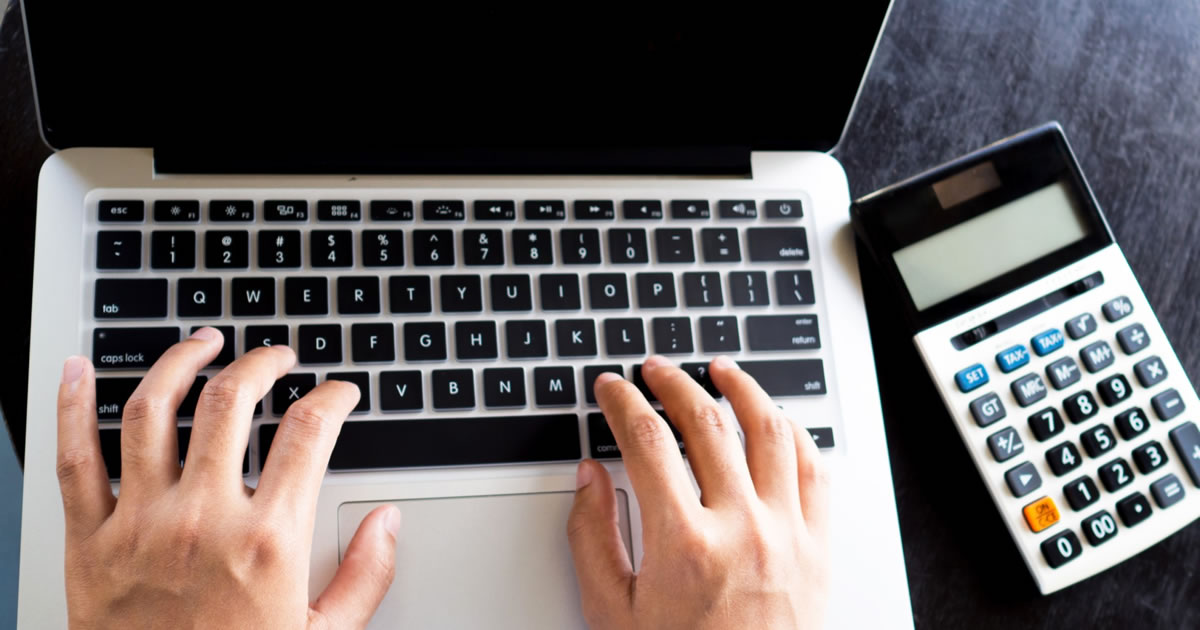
(623, 413, 672, 452)
(687, 403, 731, 436)
(200, 376, 252, 413)
(121, 393, 169, 423)
(56, 447, 99, 486)
(283, 402, 329, 439)
(755, 412, 794, 445)
(799, 453, 831, 489)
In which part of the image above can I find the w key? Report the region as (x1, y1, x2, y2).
(95, 279, 167, 319)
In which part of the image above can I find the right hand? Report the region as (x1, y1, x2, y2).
(567, 355, 831, 630)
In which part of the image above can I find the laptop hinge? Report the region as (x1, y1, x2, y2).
(152, 146, 753, 177)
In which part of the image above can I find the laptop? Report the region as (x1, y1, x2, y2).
(18, 4, 912, 628)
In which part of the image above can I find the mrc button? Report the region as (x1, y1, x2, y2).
(970, 392, 1006, 427)
(955, 363, 989, 393)
(1011, 373, 1048, 407)
(1031, 328, 1065, 356)
(995, 344, 1030, 373)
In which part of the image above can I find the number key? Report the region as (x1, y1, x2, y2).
(259, 231, 301, 268)
(463, 229, 504, 266)
(1082, 510, 1119, 546)
(1028, 407, 1064, 441)
(1041, 530, 1082, 568)
(1063, 391, 1099, 423)
(150, 231, 195, 269)
(1063, 476, 1100, 510)
(205, 230, 248, 269)
(609, 228, 649, 264)
(1046, 441, 1082, 476)
(363, 230, 404, 267)
(1114, 407, 1149, 440)
(1132, 440, 1169, 474)
(561, 229, 601, 264)
(413, 230, 453, 266)
(513, 229, 553, 265)
(1097, 374, 1132, 406)
(1081, 425, 1117, 457)
(311, 230, 352, 267)
(1098, 457, 1135, 492)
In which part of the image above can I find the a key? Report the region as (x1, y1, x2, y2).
(1114, 407, 1150, 440)
(264, 200, 308, 222)
(483, 367, 527, 408)
(97, 231, 141, 269)
(655, 228, 695, 263)
(1116, 323, 1150, 355)
(1063, 476, 1100, 511)
(98, 200, 144, 222)
(1102, 296, 1133, 322)
(317, 200, 361, 221)
(534, 367, 576, 406)
(388, 276, 433, 313)
(540, 274, 582, 311)
(273, 373, 316, 415)
(1046, 442, 1082, 475)
(683, 272, 723, 307)
(1133, 355, 1168, 388)
(583, 364, 624, 404)
(969, 393, 1006, 427)
(1080, 340, 1116, 372)
(1082, 510, 1119, 546)
(636, 273, 677, 308)
(1065, 312, 1096, 339)
(1097, 374, 1132, 406)
(1041, 531, 1082, 568)
(1098, 457, 1135, 491)
(284, 277, 329, 316)
(1080, 425, 1117, 457)
(764, 200, 803, 219)
(574, 200, 615, 220)
(588, 274, 630, 309)
(232, 278, 276, 316)
(746, 314, 820, 351)
(95, 279, 167, 319)
(740, 360, 826, 396)
(370, 200, 414, 221)
(93, 327, 179, 370)
(699, 316, 740, 353)
(652, 317, 694, 355)
(680, 362, 722, 399)
(209, 200, 253, 222)
(775, 270, 816, 306)
(178, 278, 222, 318)
(205, 230, 249, 269)
(556, 319, 598, 357)
(1168, 422, 1200, 486)
(95, 376, 141, 421)
(404, 322, 447, 361)
(326, 372, 370, 413)
(154, 200, 200, 222)
(463, 229, 504, 266)
(701, 228, 741, 262)
(335, 277, 381, 315)
(363, 230, 404, 267)
(587, 411, 684, 459)
(1152, 388, 1186, 421)
(439, 275, 483, 313)
(747, 227, 809, 261)
(474, 200, 516, 221)
(622, 200, 663, 220)
(455, 321, 499, 360)
(423, 200, 465, 221)
(413, 230, 454, 266)
(561, 229, 602, 264)
(524, 200, 566, 220)
(259, 231, 302, 268)
(506, 320, 549, 359)
(1028, 407, 1065, 441)
(603, 319, 646, 356)
(670, 200, 710, 219)
(298, 324, 342, 364)
(379, 371, 423, 411)
(491, 275, 532, 311)
(1063, 390, 1099, 424)
(1150, 474, 1186, 508)
(1116, 492, 1153, 527)
(351, 323, 395, 363)
(730, 271, 770, 306)
(311, 230, 352, 267)
(513, 229, 553, 265)
(1010, 373, 1048, 407)
(150, 231, 195, 269)
(718, 200, 757, 219)
(1045, 357, 1081, 390)
(1132, 440, 1169, 474)
(245, 325, 289, 351)
(609, 228, 650, 263)
(432, 369, 475, 409)
(1005, 461, 1043, 497)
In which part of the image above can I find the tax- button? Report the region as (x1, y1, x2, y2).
(1023, 496, 1061, 532)
(955, 364, 989, 393)
(995, 345, 1030, 373)
(1031, 329, 1064, 356)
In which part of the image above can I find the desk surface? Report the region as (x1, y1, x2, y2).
(2, 0, 1198, 626)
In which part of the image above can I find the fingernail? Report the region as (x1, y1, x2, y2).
(576, 460, 595, 489)
(642, 355, 670, 370)
(714, 355, 739, 370)
(190, 326, 221, 342)
(60, 356, 86, 384)
(383, 506, 402, 538)
(593, 371, 622, 387)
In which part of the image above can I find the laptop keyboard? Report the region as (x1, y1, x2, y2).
(88, 194, 836, 477)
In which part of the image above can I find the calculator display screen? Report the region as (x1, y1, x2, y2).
(893, 180, 1090, 311)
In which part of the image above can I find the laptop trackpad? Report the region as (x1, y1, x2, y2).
(337, 490, 631, 630)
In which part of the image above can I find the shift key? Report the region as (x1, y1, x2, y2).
(93, 327, 179, 370)
(740, 359, 826, 396)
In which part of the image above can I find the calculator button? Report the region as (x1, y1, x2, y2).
(1151, 474, 1186, 508)
(995, 345, 1030, 373)
(1079, 341, 1115, 373)
(1168, 421, 1200, 486)
(1114, 408, 1150, 440)
(1022, 496, 1061, 533)
(1065, 312, 1097, 340)
(1010, 374, 1048, 407)
(1133, 356, 1168, 388)
(1005, 461, 1043, 497)
(1080, 425, 1117, 458)
(1116, 492, 1153, 527)
(955, 363, 989, 393)
(1031, 329, 1065, 356)
(1151, 388, 1186, 421)
(1082, 510, 1119, 546)
(1096, 374, 1132, 407)
(1046, 442, 1083, 476)
(1045, 357, 1081, 390)
(1102, 296, 1134, 322)
(1041, 530, 1083, 568)
(1098, 457, 1135, 492)
(1116, 323, 1149, 355)
(1063, 391, 1099, 424)
(1132, 440, 1169, 474)
(1063, 476, 1100, 511)
(1028, 407, 1065, 441)
(987, 426, 1025, 462)
(969, 392, 1006, 427)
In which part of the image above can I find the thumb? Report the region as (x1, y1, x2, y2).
(311, 505, 400, 629)
(567, 459, 634, 627)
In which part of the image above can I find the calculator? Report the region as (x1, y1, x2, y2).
(851, 122, 1200, 594)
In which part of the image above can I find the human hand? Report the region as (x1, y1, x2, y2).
(567, 355, 831, 630)
(56, 328, 400, 629)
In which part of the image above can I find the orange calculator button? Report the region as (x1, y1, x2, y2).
(1023, 496, 1061, 532)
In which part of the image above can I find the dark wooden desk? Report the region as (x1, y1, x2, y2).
(1, 0, 1197, 626)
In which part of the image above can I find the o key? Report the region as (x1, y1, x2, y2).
(1023, 496, 1061, 533)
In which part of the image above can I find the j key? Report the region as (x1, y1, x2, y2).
(264, 200, 309, 221)
(683, 272, 723, 307)
(1046, 442, 1082, 475)
(388, 276, 432, 313)
(298, 324, 342, 364)
(370, 200, 414, 221)
(404, 322, 447, 361)
(1082, 510, 1119, 546)
(609, 228, 650, 264)
(561, 229, 602, 264)
(154, 200, 200, 222)
(351, 323, 395, 363)
(362, 230, 404, 267)
(584, 364, 623, 404)
(637, 273, 677, 308)
(178, 278, 222, 318)
(273, 373, 316, 415)
(699, 316, 740, 353)
(506, 320, 549, 359)
(534, 367, 576, 406)
(1010, 373, 1048, 407)
(589, 274, 630, 309)
(670, 200, 710, 219)
(1098, 458, 1135, 492)
(746, 314, 820, 351)
(652, 317, 693, 354)
(97, 231, 141, 269)
(970, 393, 1006, 427)
(740, 359, 826, 396)
(205, 231, 249, 269)
(232, 278, 276, 316)
(1116, 492, 1153, 527)
(1045, 357, 1081, 390)
(284, 277, 329, 316)
(439, 275, 483, 312)
(150, 231, 196, 269)
(326, 372, 371, 413)
(556, 319, 598, 357)
(1102, 296, 1134, 322)
(483, 368, 526, 408)
(209, 200, 253, 222)
(379, 371, 423, 411)
(775, 271, 816, 306)
(1065, 312, 1096, 340)
(474, 200, 516, 221)
(1151, 474, 1186, 508)
(1064, 476, 1101, 511)
(432, 369, 475, 409)
(1080, 425, 1117, 457)
(747, 227, 809, 261)
(95, 279, 167, 319)
(1097, 374, 1132, 406)
(513, 229, 553, 265)
(1132, 440, 1169, 474)
(1152, 388, 1185, 420)
(680, 362, 722, 398)
(413, 230, 454, 266)
(987, 426, 1025, 462)
(1080, 340, 1115, 373)
(1041, 531, 1082, 568)
(311, 230, 352, 267)
(1133, 356, 1168, 388)
(622, 200, 663, 220)
(1115, 407, 1150, 440)
(1168, 421, 1200, 486)
(1116, 323, 1149, 355)
(764, 200, 803, 219)
(540, 274, 582, 311)
(730, 271, 770, 306)
(245, 325, 289, 351)
(655, 228, 695, 263)
(259, 231, 302, 268)
(93, 327, 179, 370)
(337, 277, 381, 315)
(423, 200, 465, 221)
(464, 229, 504, 266)
(604, 319, 646, 356)
(718, 200, 757, 219)
(1028, 407, 1065, 441)
(525, 200, 566, 220)
(95, 376, 141, 421)
(317, 200, 361, 221)
(1063, 390, 1100, 423)
(455, 321, 499, 360)
(701, 228, 741, 262)
(574, 200, 615, 220)
(99, 200, 144, 222)
(491, 275, 532, 311)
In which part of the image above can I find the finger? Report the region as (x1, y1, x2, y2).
(640, 355, 754, 507)
(708, 355, 800, 509)
(594, 372, 697, 529)
(56, 356, 115, 539)
(256, 379, 359, 519)
(566, 460, 634, 629)
(793, 420, 832, 539)
(182, 343, 295, 490)
(119, 328, 223, 495)
(311, 504, 400, 629)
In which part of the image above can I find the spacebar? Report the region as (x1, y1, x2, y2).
(260, 415, 582, 470)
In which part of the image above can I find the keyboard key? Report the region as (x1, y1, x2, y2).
(326, 371, 370, 413)
(1102, 296, 1134, 322)
(311, 230, 352, 267)
(995, 344, 1030, 373)
(317, 200, 361, 221)
(513, 229, 553, 265)
(1080, 340, 1115, 373)
(699, 316, 740, 353)
(483, 367, 526, 408)
(1028, 407, 1064, 441)
(264, 200, 308, 221)
(556, 319, 598, 357)
(622, 200, 663, 220)
(1116, 323, 1149, 355)
(259, 231, 302, 268)
(652, 318, 694, 354)
(440, 275, 483, 313)
(232, 278, 276, 317)
(1045, 357, 1081, 390)
(987, 426, 1025, 462)
(1097, 374, 1132, 406)
(178, 278, 222, 318)
(609, 228, 650, 264)
(423, 200, 465, 221)
(700, 228, 741, 262)
(603, 319, 646, 356)
(670, 200, 710, 219)
(1065, 312, 1097, 340)
(574, 200, 615, 220)
(1005, 461, 1042, 497)
(655, 229, 696, 263)
(561, 229, 602, 265)
(718, 200, 756, 219)
(1114, 407, 1150, 440)
(1064, 476, 1100, 511)
(1116, 492, 1152, 527)
(1168, 421, 1200, 486)
(1021, 496, 1060, 533)
(680, 362, 721, 399)
(764, 200, 803, 219)
(589, 274, 630, 309)
(1063, 391, 1099, 424)
(95, 279, 167, 319)
(739, 359, 825, 396)
(351, 323, 395, 363)
(746, 314, 820, 351)
(524, 200, 566, 220)
(1082, 510, 1119, 546)
(540, 274, 582, 311)
(474, 200, 515, 221)
(1133, 355, 1168, 388)
(284, 277, 329, 316)
(583, 365, 623, 404)
(1041, 530, 1082, 568)
(413, 230, 454, 266)
(148, 200, 198, 224)
(463, 229, 504, 266)
(1098, 457, 1135, 491)
(432, 369, 475, 409)
(95, 376, 141, 421)
(370, 200, 414, 221)
(245, 325, 289, 351)
(388, 276, 432, 313)
(93, 327, 178, 370)
(298, 324, 342, 364)
(491, 275, 532, 311)
(636, 273, 677, 308)
(404, 322, 447, 361)
(534, 367, 576, 406)
(747, 227, 809, 262)
(774, 270, 816, 306)
(1031, 328, 1065, 356)
(683, 272, 723, 307)
(1151, 474, 1186, 508)
(1132, 440, 1169, 474)
(205, 230, 249, 268)
(1080, 425, 1117, 457)
(1046, 442, 1082, 475)
(630, 365, 658, 402)
(150, 231, 196, 269)
(379, 371, 423, 411)
(209, 200, 253, 222)
(506, 321, 549, 359)
(99, 200, 144, 222)
(273, 373, 316, 415)
(455, 321, 499, 360)
(729, 271, 770, 307)
(955, 364, 989, 393)
(362, 230, 404, 267)
(97, 231, 141, 269)
(1011, 373, 1048, 407)
(806, 427, 835, 449)
(1152, 388, 1185, 421)
(969, 392, 1006, 427)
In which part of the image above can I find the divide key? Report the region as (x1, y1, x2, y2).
(93, 327, 179, 370)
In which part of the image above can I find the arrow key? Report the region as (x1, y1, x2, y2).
(1005, 461, 1042, 497)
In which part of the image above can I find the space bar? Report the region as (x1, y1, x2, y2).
(259, 415, 582, 471)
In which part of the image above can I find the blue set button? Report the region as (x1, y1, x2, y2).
(955, 363, 990, 393)
(1032, 329, 1065, 356)
(996, 345, 1030, 373)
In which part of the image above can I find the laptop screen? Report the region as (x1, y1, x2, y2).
(24, 5, 891, 160)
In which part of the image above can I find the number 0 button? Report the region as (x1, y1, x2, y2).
(1041, 531, 1082, 568)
